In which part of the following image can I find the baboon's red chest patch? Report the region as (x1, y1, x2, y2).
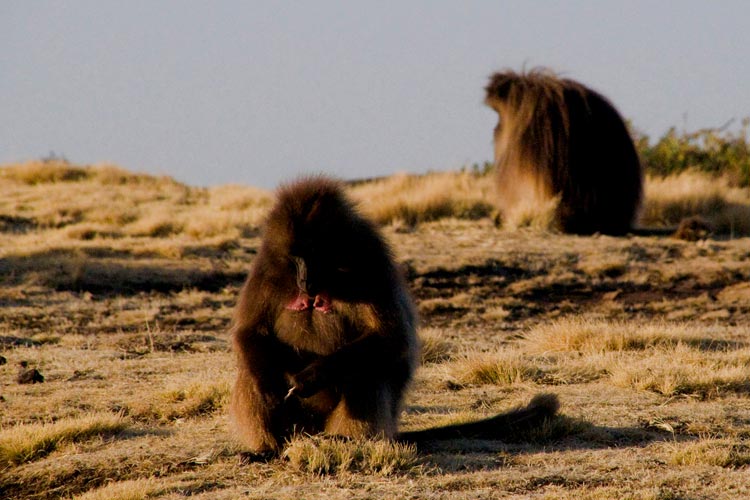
(285, 291, 333, 313)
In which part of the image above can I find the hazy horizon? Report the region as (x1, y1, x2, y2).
(3, 1, 749, 188)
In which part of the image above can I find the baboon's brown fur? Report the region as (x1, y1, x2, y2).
(230, 177, 419, 457)
(230, 177, 559, 459)
(485, 68, 643, 235)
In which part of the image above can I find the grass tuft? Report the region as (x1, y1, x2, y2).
(641, 171, 750, 235)
(669, 439, 750, 468)
(522, 318, 723, 355)
(0, 413, 127, 466)
(609, 344, 750, 397)
(72, 478, 165, 500)
(497, 195, 561, 232)
(0, 160, 91, 184)
(418, 327, 455, 364)
(128, 380, 230, 423)
(448, 349, 544, 386)
(283, 435, 419, 476)
(350, 171, 494, 226)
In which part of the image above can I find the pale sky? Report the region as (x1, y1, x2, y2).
(2, 1, 748, 188)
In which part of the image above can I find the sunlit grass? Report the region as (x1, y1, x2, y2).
(668, 438, 750, 468)
(72, 478, 165, 500)
(418, 327, 455, 364)
(641, 170, 750, 235)
(128, 380, 230, 423)
(283, 435, 419, 476)
(0, 413, 127, 466)
(350, 171, 494, 226)
(521, 318, 720, 355)
(447, 348, 544, 386)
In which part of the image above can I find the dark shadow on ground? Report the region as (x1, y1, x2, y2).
(0, 249, 248, 295)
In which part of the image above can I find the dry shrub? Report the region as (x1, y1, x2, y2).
(283, 435, 419, 476)
(350, 171, 494, 226)
(0, 413, 127, 466)
(641, 170, 750, 235)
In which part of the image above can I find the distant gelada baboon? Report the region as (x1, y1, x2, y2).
(485, 68, 643, 235)
(230, 176, 558, 459)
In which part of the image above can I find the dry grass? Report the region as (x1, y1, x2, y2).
(1, 162, 750, 499)
(0, 161, 270, 249)
(642, 170, 750, 235)
(350, 171, 495, 226)
(522, 318, 726, 354)
(447, 348, 544, 386)
(518, 318, 750, 397)
(0, 413, 127, 466)
(496, 194, 561, 232)
(283, 435, 420, 476)
(127, 380, 230, 423)
(418, 327, 455, 364)
(668, 438, 750, 468)
(609, 344, 750, 398)
(72, 478, 165, 500)
(2, 162, 750, 242)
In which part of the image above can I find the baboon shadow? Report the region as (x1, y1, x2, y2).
(417, 414, 687, 472)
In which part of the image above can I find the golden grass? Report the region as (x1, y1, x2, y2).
(496, 194, 561, 231)
(72, 478, 164, 500)
(350, 171, 494, 226)
(0, 160, 177, 186)
(128, 380, 230, 423)
(518, 318, 750, 397)
(283, 435, 419, 476)
(522, 318, 718, 354)
(0, 159, 91, 184)
(2, 162, 750, 241)
(642, 170, 750, 235)
(668, 438, 750, 468)
(0, 161, 270, 249)
(418, 327, 455, 364)
(447, 348, 543, 386)
(2, 162, 750, 498)
(0, 413, 127, 466)
(609, 344, 750, 397)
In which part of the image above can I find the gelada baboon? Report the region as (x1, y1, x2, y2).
(485, 68, 643, 235)
(230, 177, 558, 458)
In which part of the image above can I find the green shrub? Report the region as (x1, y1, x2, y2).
(637, 118, 750, 186)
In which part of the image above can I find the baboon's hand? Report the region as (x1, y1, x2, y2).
(288, 360, 330, 398)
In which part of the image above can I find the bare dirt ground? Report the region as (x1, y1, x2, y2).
(2, 217, 750, 499)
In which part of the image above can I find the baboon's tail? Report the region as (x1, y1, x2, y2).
(398, 393, 560, 444)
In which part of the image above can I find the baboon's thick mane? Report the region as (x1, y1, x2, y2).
(485, 68, 643, 235)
